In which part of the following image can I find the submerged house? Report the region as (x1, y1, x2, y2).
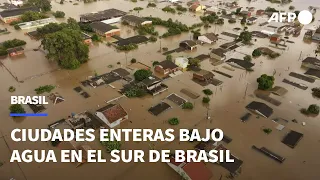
(193, 69, 215, 85)
(167, 157, 212, 180)
(154, 60, 180, 75)
(226, 58, 254, 70)
(210, 48, 227, 61)
(302, 57, 320, 70)
(7, 47, 24, 57)
(246, 17, 257, 24)
(90, 22, 120, 37)
(180, 40, 197, 51)
(82, 32, 92, 45)
(312, 27, 320, 41)
(95, 104, 128, 128)
(121, 15, 152, 27)
(80, 8, 126, 24)
(0, 6, 39, 23)
(198, 33, 218, 44)
(189, 4, 206, 12)
(139, 75, 168, 96)
(270, 34, 281, 44)
(246, 101, 273, 118)
(175, 57, 189, 70)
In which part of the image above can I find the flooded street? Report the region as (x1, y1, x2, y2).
(0, 0, 320, 179)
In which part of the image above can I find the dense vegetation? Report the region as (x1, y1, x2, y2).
(23, 0, 52, 12)
(168, 118, 179, 125)
(243, 55, 252, 61)
(145, 17, 189, 38)
(34, 85, 55, 94)
(202, 97, 210, 104)
(176, 5, 187, 12)
(2, 39, 26, 49)
(200, 14, 219, 24)
(133, 7, 143, 11)
(136, 25, 158, 36)
(301, 104, 320, 115)
(53, 11, 65, 18)
(100, 138, 121, 153)
(41, 18, 89, 69)
(116, 44, 138, 51)
(203, 89, 213, 95)
(9, 104, 25, 113)
(134, 69, 152, 81)
(162, 6, 176, 14)
(182, 102, 194, 110)
(147, 3, 156, 8)
(252, 49, 262, 57)
(124, 85, 147, 98)
(257, 74, 275, 90)
(21, 11, 48, 22)
(238, 31, 252, 43)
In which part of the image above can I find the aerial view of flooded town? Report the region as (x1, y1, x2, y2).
(0, 0, 319, 179)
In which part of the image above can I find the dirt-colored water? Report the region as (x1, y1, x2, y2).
(0, 0, 320, 179)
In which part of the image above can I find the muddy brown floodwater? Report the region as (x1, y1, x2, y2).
(0, 0, 320, 179)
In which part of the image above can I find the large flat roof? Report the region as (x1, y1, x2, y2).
(0, 6, 39, 18)
(80, 8, 126, 22)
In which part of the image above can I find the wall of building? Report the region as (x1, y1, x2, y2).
(210, 53, 225, 61)
(95, 112, 112, 127)
(101, 17, 122, 24)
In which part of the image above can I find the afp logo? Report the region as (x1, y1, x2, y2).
(268, 10, 313, 25)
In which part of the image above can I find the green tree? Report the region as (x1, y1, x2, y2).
(235, 7, 242, 15)
(91, 34, 101, 42)
(152, 61, 159, 66)
(53, 11, 65, 18)
(166, 54, 173, 61)
(2, 39, 26, 49)
(34, 85, 55, 94)
(168, 118, 179, 125)
(134, 69, 152, 81)
(24, 0, 52, 12)
(203, 89, 213, 95)
(252, 49, 262, 57)
(100, 138, 121, 153)
(289, 6, 295, 10)
(202, 97, 210, 103)
(238, 31, 252, 43)
(182, 102, 194, 109)
(188, 58, 200, 68)
(20, 11, 47, 22)
(311, 88, 320, 98)
(243, 55, 252, 61)
(66, 18, 80, 30)
(131, 58, 137, 63)
(307, 104, 319, 115)
(241, 17, 247, 25)
(9, 104, 25, 113)
(41, 29, 89, 69)
(257, 74, 275, 90)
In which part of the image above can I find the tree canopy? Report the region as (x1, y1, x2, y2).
(133, 69, 152, 81)
(53, 11, 65, 18)
(41, 28, 89, 69)
(21, 11, 48, 22)
(307, 104, 319, 115)
(252, 49, 262, 57)
(238, 31, 252, 43)
(9, 104, 25, 113)
(24, 0, 52, 12)
(257, 74, 275, 90)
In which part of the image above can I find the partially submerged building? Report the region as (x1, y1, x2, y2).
(302, 57, 320, 70)
(154, 60, 180, 75)
(139, 75, 168, 96)
(80, 8, 126, 24)
(246, 101, 273, 118)
(95, 104, 128, 128)
(312, 27, 320, 41)
(179, 40, 197, 51)
(282, 130, 303, 148)
(7, 46, 24, 57)
(198, 33, 218, 44)
(175, 57, 189, 70)
(210, 48, 227, 61)
(121, 15, 152, 27)
(167, 157, 212, 180)
(90, 22, 120, 37)
(226, 58, 254, 70)
(246, 17, 257, 24)
(0, 6, 39, 23)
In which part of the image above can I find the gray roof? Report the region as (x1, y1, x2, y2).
(305, 69, 320, 79)
(157, 60, 179, 69)
(141, 75, 161, 86)
(202, 33, 218, 41)
(81, 8, 126, 22)
(247, 17, 257, 21)
(211, 48, 227, 57)
(180, 40, 197, 47)
(302, 57, 320, 65)
(226, 58, 254, 69)
(90, 22, 118, 33)
(246, 101, 273, 118)
(122, 15, 149, 25)
(0, 7, 39, 18)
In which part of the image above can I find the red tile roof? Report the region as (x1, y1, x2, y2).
(100, 104, 127, 123)
(182, 162, 213, 180)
